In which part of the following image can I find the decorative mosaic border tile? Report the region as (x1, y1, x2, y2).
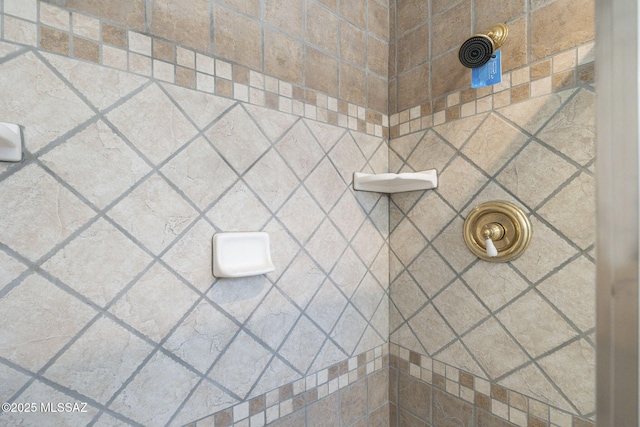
(389, 41, 596, 138)
(390, 343, 595, 427)
(0, 3, 388, 138)
(189, 344, 389, 427)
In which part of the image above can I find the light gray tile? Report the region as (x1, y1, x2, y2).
(163, 83, 236, 130)
(245, 287, 301, 351)
(169, 380, 238, 427)
(276, 121, 325, 180)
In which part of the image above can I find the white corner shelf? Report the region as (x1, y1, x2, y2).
(353, 169, 438, 194)
(212, 232, 275, 278)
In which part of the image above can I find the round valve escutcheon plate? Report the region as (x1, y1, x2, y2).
(463, 201, 532, 262)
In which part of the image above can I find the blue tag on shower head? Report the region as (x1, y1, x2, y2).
(471, 50, 502, 88)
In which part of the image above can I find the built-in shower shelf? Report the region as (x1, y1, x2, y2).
(353, 170, 438, 194)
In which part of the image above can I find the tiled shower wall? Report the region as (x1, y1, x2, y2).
(0, 1, 390, 426)
(389, 0, 596, 426)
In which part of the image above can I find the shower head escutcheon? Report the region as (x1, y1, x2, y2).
(458, 23, 508, 69)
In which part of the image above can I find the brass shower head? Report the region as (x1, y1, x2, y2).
(458, 23, 509, 69)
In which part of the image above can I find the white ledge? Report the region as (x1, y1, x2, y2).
(353, 170, 438, 193)
(212, 232, 275, 278)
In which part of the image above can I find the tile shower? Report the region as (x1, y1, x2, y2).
(0, 1, 595, 427)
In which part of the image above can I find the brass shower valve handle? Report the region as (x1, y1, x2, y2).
(480, 222, 505, 241)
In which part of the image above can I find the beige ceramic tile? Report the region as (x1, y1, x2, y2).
(66, 0, 145, 30)
(432, 281, 489, 335)
(214, 5, 262, 70)
(42, 218, 152, 307)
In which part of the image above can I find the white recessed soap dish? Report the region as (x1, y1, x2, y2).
(212, 232, 275, 278)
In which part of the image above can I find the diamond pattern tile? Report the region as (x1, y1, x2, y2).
(109, 262, 199, 343)
(243, 149, 300, 212)
(0, 274, 96, 371)
(109, 351, 201, 426)
(305, 280, 349, 334)
(170, 380, 238, 427)
(406, 130, 455, 173)
(245, 287, 301, 351)
(42, 218, 153, 307)
(43, 317, 154, 404)
(276, 121, 325, 180)
(205, 181, 272, 231)
(0, 52, 95, 152)
(245, 104, 299, 142)
(277, 187, 325, 244)
(305, 219, 349, 272)
(330, 303, 368, 356)
(437, 155, 488, 211)
(0, 363, 30, 403)
(351, 220, 385, 267)
(497, 291, 578, 358)
(106, 83, 199, 165)
(304, 157, 349, 212)
(162, 83, 235, 130)
(275, 252, 326, 309)
(0, 164, 95, 261)
(390, 218, 427, 266)
(431, 114, 487, 149)
(390, 272, 427, 321)
(248, 357, 300, 398)
(406, 191, 456, 240)
(432, 280, 489, 336)
(205, 105, 272, 174)
(279, 316, 326, 373)
(161, 137, 238, 210)
(499, 364, 573, 412)
(330, 247, 367, 299)
(0, 250, 27, 293)
(408, 304, 455, 356)
(496, 91, 574, 135)
(351, 272, 385, 321)
(328, 132, 367, 184)
(40, 120, 152, 209)
(462, 262, 529, 311)
(407, 247, 455, 298)
(305, 120, 346, 153)
(164, 301, 239, 374)
(461, 114, 529, 176)
(107, 174, 199, 255)
(496, 141, 578, 209)
(207, 276, 272, 323)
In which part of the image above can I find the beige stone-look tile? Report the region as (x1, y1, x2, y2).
(497, 89, 575, 135)
(511, 217, 578, 283)
(397, 63, 430, 112)
(307, 393, 340, 427)
(432, 217, 477, 272)
(161, 137, 237, 209)
(537, 256, 595, 332)
(208, 330, 274, 398)
(219, 0, 261, 17)
(397, 0, 429, 35)
(340, 20, 367, 67)
(397, 23, 429, 74)
(537, 89, 595, 165)
(44, 317, 153, 404)
(171, 380, 238, 427)
(501, 19, 528, 72)
(407, 191, 456, 241)
(102, 23, 127, 48)
(162, 83, 235, 130)
(433, 388, 473, 426)
(500, 364, 573, 412)
(538, 172, 595, 249)
(463, 318, 528, 379)
(246, 287, 301, 351)
(431, 49, 469, 100)
(475, 0, 524, 33)
(305, 280, 348, 333)
(278, 188, 325, 244)
(266, 0, 303, 36)
(531, 0, 594, 61)
(369, 36, 389, 78)
(339, 61, 367, 106)
(432, 113, 487, 149)
(407, 130, 455, 172)
(391, 271, 427, 320)
(438, 156, 488, 211)
(306, 2, 339, 54)
(265, 29, 304, 84)
(463, 262, 528, 311)
(341, 378, 367, 424)
(243, 149, 300, 211)
(205, 181, 271, 231)
(497, 141, 578, 209)
(0, 164, 95, 261)
(208, 275, 272, 323)
(276, 121, 325, 180)
(436, 340, 487, 379)
(351, 271, 385, 320)
(433, 280, 489, 335)
(408, 247, 455, 298)
(40, 25, 70, 56)
(109, 351, 200, 426)
(244, 103, 298, 142)
(432, 0, 471, 57)
(0, 363, 31, 403)
(42, 218, 152, 307)
(164, 300, 238, 373)
(308, 340, 347, 374)
(0, 250, 27, 292)
(149, 0, 210, 52)
(41, 120, 151, 209)
(107, 83, 198, 165)
(340, 0, 366, 28)
(277, 252, 326, 310)
(46, 52, 148, 110)
(204, 104, 272, 174)
(497, 290, 578, 358)
(5, 0, 37, 21)
(369, 0, 390, 42)
(214, 5, 263, 70)
(160, 219, 215, 293)
(73, 36, 99, 62)
(109, 261, 199, 343)
(107, 174, 199, 254)
(330, 246, 367, 297)
(328, 132, 367, 184)
(305, 219, 349, 272)
(129, 52, 152, 76)
(6, 381, 99, 425)
(72, 13, 100, 40)
(538, 339, 595, 414)
(40, 2, 70, 31)
(330, 303, 368, 355)
(305, 46, 339, 96)
(0, 274, 97, 371)
(408, 304, 455, 355)
(264, 218, 303, 282)
(66, 0, 144, 30)
(5, 15, 38, 47)
(304, 157, 348, 212)
(0, 52, 94, 152)
(462, 113, 529, 175)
